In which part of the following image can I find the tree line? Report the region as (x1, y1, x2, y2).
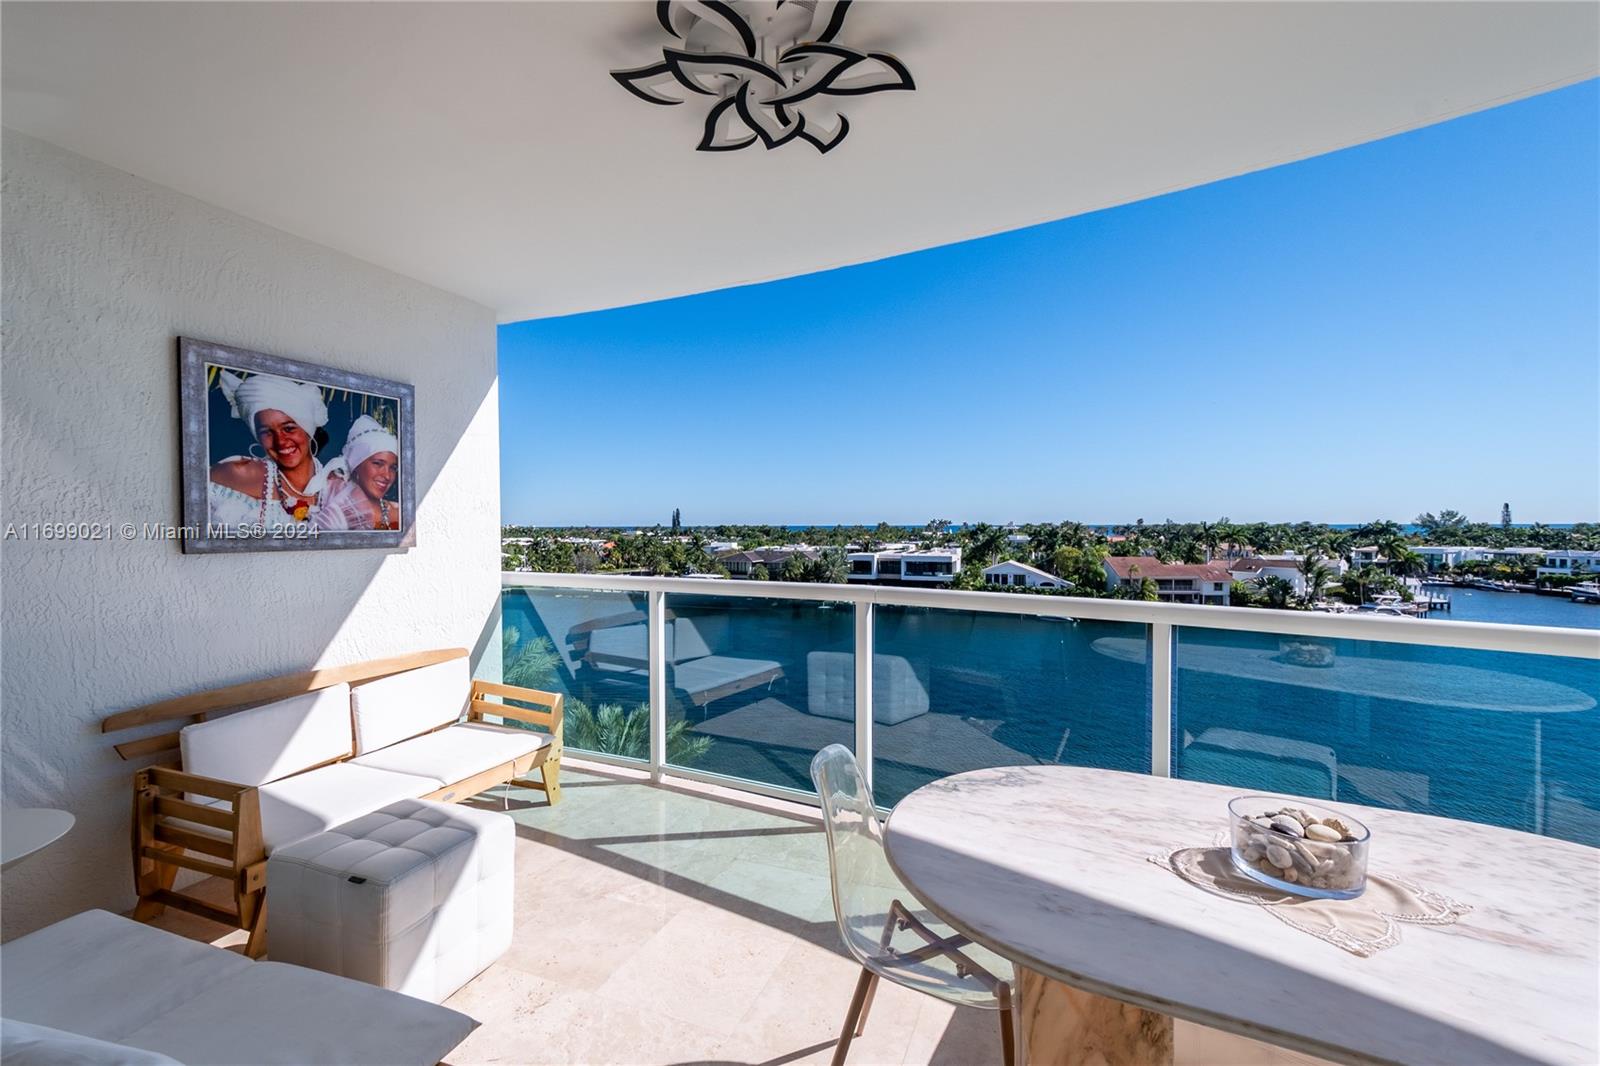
(502, 512, 1599, 604)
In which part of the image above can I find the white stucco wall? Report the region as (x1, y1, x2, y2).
(0, 130, 502, 938)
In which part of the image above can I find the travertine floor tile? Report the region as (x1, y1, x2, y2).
(596, 903, 800, 1035)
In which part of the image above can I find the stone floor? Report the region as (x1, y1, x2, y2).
(153, 760, 1329, 1065)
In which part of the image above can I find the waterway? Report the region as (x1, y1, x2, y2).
(1425, 586, 1599, 629)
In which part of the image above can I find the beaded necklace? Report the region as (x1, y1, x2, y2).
(260, 461, 316, 523)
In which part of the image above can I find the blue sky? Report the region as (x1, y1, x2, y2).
(500, 80, 1599, 527)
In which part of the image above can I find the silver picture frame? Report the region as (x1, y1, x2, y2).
(178, 337, 417, 553)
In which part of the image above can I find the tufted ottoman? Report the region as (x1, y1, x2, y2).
(266, 798, 513, 1003)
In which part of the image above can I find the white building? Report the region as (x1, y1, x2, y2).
(1537, 550, 1600, 578)
(1410, 546, 1480, 571)
(848, 547, 962, 585)
(1479, 547, 1547, 565)
(1348, 546, 1385, 568)
(1229, 558, 1307, 596)
(1104, 557, 1232, 605)
(982, 560, 1070, 589)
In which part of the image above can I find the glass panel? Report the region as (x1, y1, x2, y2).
(871, 607, 1151, 807)
(500, 586, 651, 762)
(1171, 628, 1600, 846)
(663, 593, 856, 792)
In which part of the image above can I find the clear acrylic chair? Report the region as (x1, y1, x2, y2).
(810, 744, 1015, 1066)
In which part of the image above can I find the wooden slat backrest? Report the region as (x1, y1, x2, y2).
(103, 647, 469, 760)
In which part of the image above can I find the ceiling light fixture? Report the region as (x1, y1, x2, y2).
(611, 1, 915, 154)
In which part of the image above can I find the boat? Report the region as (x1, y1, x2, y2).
(1569, 581, 1600, 604)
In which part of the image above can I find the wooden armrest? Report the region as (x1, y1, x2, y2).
(134, 767, 265, 878)
(138, 765, 249, 801)
(470, 681, 564, 733)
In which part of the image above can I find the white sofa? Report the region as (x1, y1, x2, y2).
(0, 909, 476, 1065)
(110, 649, 563, 954)
(174, 657, 553, 853)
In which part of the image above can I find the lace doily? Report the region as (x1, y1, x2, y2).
(1149, 844, 1472, 957)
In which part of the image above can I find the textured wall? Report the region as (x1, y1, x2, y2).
(0, 130, 502, 938)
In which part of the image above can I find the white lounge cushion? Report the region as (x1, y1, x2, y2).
(0, 910, 475, 1066)
(179, 683, 352, 786)
(0, 910, 250, 1042)
(121, 961, 476, 1065)
(350, 658, 471, 755)
(0, 1019, 182, 1066)
(256, 763, 441, 853)
(351, 723, 550, 796)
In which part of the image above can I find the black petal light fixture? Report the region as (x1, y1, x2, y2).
(611, 1, 914, 154)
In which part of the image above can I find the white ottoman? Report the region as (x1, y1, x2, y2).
(267, 798, 513, 1003)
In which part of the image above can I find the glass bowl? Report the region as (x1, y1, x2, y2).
(1228, 795, 1370, 900)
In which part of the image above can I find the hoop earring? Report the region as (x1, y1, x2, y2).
(309, 439, 320, 458)
(249, 444, 267, 460)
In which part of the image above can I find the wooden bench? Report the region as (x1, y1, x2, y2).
(102, 648, 562, 956)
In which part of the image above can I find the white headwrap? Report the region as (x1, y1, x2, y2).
(326, 414, 400, 480)
(218, 370, 329, 437)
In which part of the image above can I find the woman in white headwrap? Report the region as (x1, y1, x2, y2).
(207, 370, 331, 531)
(314, 415, 402, 532)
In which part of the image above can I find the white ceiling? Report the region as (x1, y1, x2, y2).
(4, 2, 1595, 321)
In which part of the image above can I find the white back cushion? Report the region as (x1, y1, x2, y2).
(350, 658, 471, 754)
(179, 683, 352, 786)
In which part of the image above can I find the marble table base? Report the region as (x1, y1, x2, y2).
(1018, 967, 1174, 1066)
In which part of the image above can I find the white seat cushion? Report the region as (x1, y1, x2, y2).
(0, 909, 476, 1066)
(351, 722, 550, 796)
(121, 960, 476, 1064)
(180, 683, 352, 786)
(256, 763, 440, 853)
(350, 659, 471, 755)
(0, 910, 249, 1043)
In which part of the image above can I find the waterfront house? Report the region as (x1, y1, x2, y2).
(848, 547, 963, 585)
(1103, 557, 1233, 605)
(1412, 545, 1480, 572)
(1538, 550, 1600, 578)
(3, 3, 1597, 1065)
(1227, 555, 1345, 596)
(717, 546, 818, 578)
(1480, 547, 1548, 565)
(1349, 545, 1385, 568)
(1228, 557, 1311, 596)
(983, 560, 1071, 589)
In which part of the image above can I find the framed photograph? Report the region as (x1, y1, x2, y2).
(178, 338, 416, 553)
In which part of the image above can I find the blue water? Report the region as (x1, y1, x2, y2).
(1429, 586, 1600, 629)
(502, 588, 1599, 846)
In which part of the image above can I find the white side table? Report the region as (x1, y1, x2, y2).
(1, 808, 75, 869)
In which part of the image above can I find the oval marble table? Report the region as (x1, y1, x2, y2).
(882, 766, 1598, 1066)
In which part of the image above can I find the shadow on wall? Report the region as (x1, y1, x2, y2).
(0, 130, 501, 940)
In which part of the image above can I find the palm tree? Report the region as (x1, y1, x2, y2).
(1390, 548, 1425, 578)
(1256, 575, 1297, 609)
(565, 700, 711, 765)
(1298, 556, 1334, 605)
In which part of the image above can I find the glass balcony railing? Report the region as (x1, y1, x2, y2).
(661, 593, 856, 792)
(1166, 629, 1600, 845)
(871, 606, 1149, 806)
(498, 574, 1600, 846)
(500, 584, 651, 762)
